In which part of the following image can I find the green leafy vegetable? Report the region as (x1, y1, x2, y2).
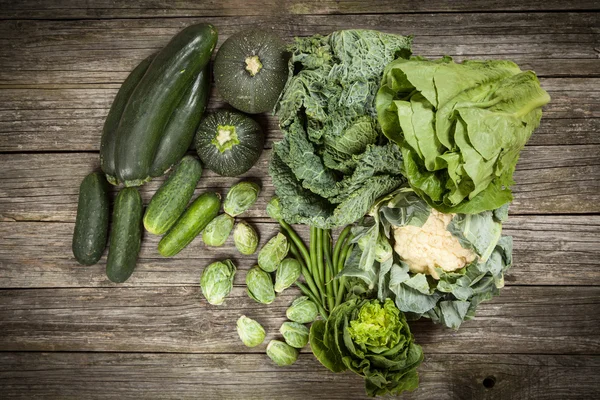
(223, 181, 261, 217)
(202, 213, 234, 247)
(344, 187, 513, 329)
(274, 258, 302, 293)
(266, 340, 298, 366)
(233, 221, 259, 255)
(258, 233, 289, 273)
(246, 265, 276, 304)
(280, 321, 310, 349)
(236, 315, 266, 347)
(286, 296, 318, 324)
(200, 260, 236, 305)
(376, 56, 550, 214)
(270, 30, 412, 229)
(310, 298, 423, 397)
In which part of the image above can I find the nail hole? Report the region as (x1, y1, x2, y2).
(482, 376, 496, 389)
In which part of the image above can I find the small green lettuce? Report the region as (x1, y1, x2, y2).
(310, 298, 423, 397)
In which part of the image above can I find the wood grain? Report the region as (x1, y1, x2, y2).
(0, 352, 598, 400)
(0, 215, 598, 288)
(1, 145, 599, 224)
(0, 2, 598, 398)
(0, 0, 598, 19)
(1, 78, 598, 152)
(0, 285, 598, 354)
(0, 13, 598, 85)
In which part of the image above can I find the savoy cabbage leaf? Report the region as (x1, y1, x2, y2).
(270, 30, 412, 229)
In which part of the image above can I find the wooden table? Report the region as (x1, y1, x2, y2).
(1, 1, 599, 399)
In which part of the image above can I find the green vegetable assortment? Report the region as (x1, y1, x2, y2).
(74, 20, 548, 397)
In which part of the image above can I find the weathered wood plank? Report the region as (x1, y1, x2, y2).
(0, 215, 598, 288)
(1, 145, 598, 223)
(1, 0, 598, 19)
(0, 77, 597, 152)
(0, 352, 598, 400)
(0, 286, 598, 354)
(0, 13, 598, 85)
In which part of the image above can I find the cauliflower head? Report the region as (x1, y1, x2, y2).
(393, 209, 476, 279)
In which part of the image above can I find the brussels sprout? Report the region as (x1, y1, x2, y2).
(202, 214, 234, 247)
(266, 196, 282, 221)
(280, 321, 309, 349)
(224, 181, 261, 217)
(200, 260, 236, 305)
(266, 340, 298, 366)
(274, 258, 302, 293)
(233, 221, 259, 255)
(236, 315, 266, 347)
(258, 233, 289, 273)
(286, 296, 318, 323)
(246, 265, 275, 304)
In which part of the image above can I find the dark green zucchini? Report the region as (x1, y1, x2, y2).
(149, 66, 211, 178)
(144, 156, 203, 235)
(106, 187, 143, 283)
(72, 172, 110, 265)
(100, 54, 154, 185)
(114, 23, 217, 187)
(158, 192, 220, 257)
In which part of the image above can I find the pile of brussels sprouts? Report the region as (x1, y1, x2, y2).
(198, 183, 321, 366)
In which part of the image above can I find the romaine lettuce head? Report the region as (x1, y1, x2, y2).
(270, 30, 412, 229)
(310, 298, 423, 397)
(376, 56, 550, 214)
(342, 187, 513, 329)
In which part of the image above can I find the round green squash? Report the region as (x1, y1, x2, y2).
(194, 110, 264, 177)
(214, 29, 289, 114)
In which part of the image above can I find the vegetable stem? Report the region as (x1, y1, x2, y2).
(315, 228, 327, 307)
(323, 230, 336, 313)
(279, 220, 311, 271)
(288, 238, 320, 301)
(332, 225, 352, 269)
(335, 242, 353, 308)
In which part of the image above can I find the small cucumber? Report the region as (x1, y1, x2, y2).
(149, 66, 210, 178)
(158, 192, 220, 257)
(72, 172, 110, 265)
(106, 187, 143, 283)
(143, 156, 203, 235)
(100, 54, 154, 185)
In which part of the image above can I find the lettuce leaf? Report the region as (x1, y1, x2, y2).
(271, 30, 412, 229)
(376, 56, 550, 214)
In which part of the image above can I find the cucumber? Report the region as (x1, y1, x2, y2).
(114, 23, 218, 187)
(158, 192, 220, 257)
(143, 156, 203, 235)
(100, 54, 154, 185)
(149, 66, 210, 178)
(106, 187, 143, 283)
(72, 172, 110, 265)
